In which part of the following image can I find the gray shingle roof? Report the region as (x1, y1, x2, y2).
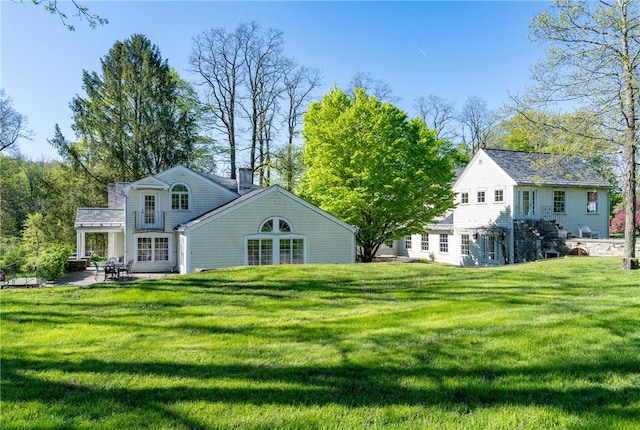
(75, 208, 125, 228)
(482, 149, 611, 188)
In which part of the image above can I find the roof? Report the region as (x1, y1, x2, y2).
(178, 185, 357, 233)
(481, 148, 612, 188)
(75, 208, 125, 228)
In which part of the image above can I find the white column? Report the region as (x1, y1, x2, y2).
(76, 231, 85, 259)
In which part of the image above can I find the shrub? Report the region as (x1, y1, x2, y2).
(610, 196, 640, 234)
(29, 245, 72, 281)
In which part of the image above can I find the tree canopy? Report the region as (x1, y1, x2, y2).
(528, 0, 639, 269)
(56, 34, 199, 184)
(299, 88, 455, 262)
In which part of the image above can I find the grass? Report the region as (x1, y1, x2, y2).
(1, 257, 639, 429)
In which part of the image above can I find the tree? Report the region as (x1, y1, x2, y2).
(529, 0, 639, 269)
(458, 96, 494, 154)
(190, 25, 246, 179)
(61, 34, 199, 184)
(414, 94, 456, 141)
(27, 0, 107, 30)
(348, 72, 398, 103)
(276, 65, 322, 191)
(299, 88, 455, 262)
(0, 90, 31, 153)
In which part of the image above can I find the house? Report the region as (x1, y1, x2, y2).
(74, 166, 356, 274)
(398, 148, 612, 266)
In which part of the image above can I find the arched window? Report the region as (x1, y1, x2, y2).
(248, 217, 304, 266)
(171, 183, 190, 210)
(259, 217, 291, 233)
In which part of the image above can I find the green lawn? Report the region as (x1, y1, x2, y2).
(1, 257, 639, 429)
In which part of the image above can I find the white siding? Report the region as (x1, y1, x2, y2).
(185, 189, 355, 271)
(124, 167, 239, 272)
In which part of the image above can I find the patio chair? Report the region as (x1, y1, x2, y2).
(123, 259, 134, 280)
(92, 261, 105, 281)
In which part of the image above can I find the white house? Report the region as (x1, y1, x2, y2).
(398, 149, 612, 266)
(75, 166, 356, 274)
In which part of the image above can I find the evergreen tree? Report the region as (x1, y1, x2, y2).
(63, 34, 198, 184)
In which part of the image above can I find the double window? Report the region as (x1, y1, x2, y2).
(247, 217, 305, 265)
(137, 237, 169, 262)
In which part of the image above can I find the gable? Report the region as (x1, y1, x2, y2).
(454, 150, 515, 192)
(179, 186, 356, 234)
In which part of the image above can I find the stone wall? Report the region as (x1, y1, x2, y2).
(564, 238, 639, 257)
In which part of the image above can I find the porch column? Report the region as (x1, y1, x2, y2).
(76, 230, 85, 259)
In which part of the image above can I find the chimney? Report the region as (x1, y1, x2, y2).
(108, 182, 127, 209)
(237, 168, 254, 194)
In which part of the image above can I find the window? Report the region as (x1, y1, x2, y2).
(421, 233, 429, 251)
(280, 239, 304, 264)
(461, 234, 470, 256)
(138, 237, 152, 262)
(137, 237, 169, 262)
(477, 191, 486, 203)
(553, 190, 566, 213)
(488, 236, 496, 260)
(171, 184, 190, 210)
(439, 234, 449, 253)
(248, 217, 304, 265)
(405, 235, 412, 250)
(461, 192, 469, 204)
(494, 189, 504, 203)
(248, 239, 273, 266)
(587, 191, 598, 213)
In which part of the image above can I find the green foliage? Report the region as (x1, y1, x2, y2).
(0, 237, 27, 272)
(300, 88, 455, 261)
(63, 34, 200, 184)
(31, 245, 72, 280)
(2, 258, 639, 428)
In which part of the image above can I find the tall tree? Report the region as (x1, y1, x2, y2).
(458, 96, 494, 153)
(0, 90, 31, 153)
(529, 0, 639, 269)
(299, 88, 455, 262)
(277, 64, 322, 191)
(414, 94, 456, 141)
(190, 25, 246, 179)
(63, 34, 198, 184)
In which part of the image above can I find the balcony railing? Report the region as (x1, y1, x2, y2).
(135, 211, 165, 231)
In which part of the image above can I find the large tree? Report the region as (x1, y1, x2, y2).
(529, 0, 639, 269)
(61, 34, 198, 184)
(299, 88, 455, 262)
(0, 90, 31, 153)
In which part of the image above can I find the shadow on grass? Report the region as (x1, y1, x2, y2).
(3, 356, 639, 425)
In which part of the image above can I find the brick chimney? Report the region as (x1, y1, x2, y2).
(108, 182, 127, 209)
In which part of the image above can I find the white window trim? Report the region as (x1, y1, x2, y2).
(493, 188, 505, 204)
(553, 189, 567, 214)
(476, 189, 487, 205)
(459, 190, 470, 205)
(170, 182, 191, 211)
(244, 234, 307, 265)
(134, 234, 172, 263)
(586, 191, 599, 214)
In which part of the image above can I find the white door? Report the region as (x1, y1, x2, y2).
(141, 193, 157, 228)
(519, 190, 536, 219)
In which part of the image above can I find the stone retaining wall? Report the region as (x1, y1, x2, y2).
(565, 238, 639, 257)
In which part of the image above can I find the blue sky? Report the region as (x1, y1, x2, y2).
(1, 1, 549, 160)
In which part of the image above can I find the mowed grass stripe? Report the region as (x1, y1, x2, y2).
(1, 257, 639, 429)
